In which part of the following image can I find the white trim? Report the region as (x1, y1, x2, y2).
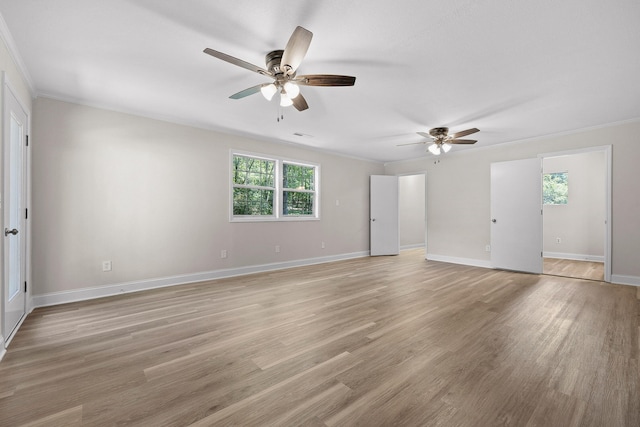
(229, 150, 321, 222)
(543, 252, 604, 262)
(37, 93, 383, 165)
(538, 145, 611, 159)
(401, 243, 425, 251)
(539, 145, 612, 282)
(426, 253, 492, 269)
(610, 275, 640, 287)
(2, 312, 26, 349)
(2, 73, 31, 344)
(0, 12, 36, 95)
(0, 336, 5, 361)
(31, 251, 369, 308)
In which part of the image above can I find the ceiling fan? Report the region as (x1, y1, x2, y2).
(398, 127, 480, 155)
(203, 26, 356, 112)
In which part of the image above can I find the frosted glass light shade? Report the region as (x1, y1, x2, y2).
(428, 143, 442, 155)
(442, 143, 452, 153)
(283, 81, 300, 99)
(280, 92, 293, 107)
(260, 83, 277, 101)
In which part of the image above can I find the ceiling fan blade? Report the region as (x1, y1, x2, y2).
(281, 26, 313, 75)
(449, 139, 477, 144)
(295, 74, 356, 86)
(451, 128, 479, 139)
(229, 84, 264, 99)
(397, 142, 426, 146)
(292, 93, 309, 111)
(416, 132, 434, 139)
(204, 48, 272, 76)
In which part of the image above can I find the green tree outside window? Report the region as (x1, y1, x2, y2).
(543, 172, 568, 205)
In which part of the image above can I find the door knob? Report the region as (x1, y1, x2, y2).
(491, 219, 497, 223)
(371, 218, 376, 222)
(4, 228, 18, 236)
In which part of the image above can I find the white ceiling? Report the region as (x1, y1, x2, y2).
(1, 0, 639, 162)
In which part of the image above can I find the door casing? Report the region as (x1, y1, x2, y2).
(2, 73, 30, 345)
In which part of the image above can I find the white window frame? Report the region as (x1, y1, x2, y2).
(230, 150, 320, 222)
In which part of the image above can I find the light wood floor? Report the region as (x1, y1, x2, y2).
(544, 258, 605, 281)
(1, 249, 638, 426)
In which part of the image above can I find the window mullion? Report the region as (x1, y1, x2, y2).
(276, 159, 282, 218)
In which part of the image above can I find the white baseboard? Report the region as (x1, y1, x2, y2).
(31, 251, 370, 308)
(611, 274, 640, 287)
(543, 252, 604, 262)
(425, 253, 492, 269)
(401, 244, 425, 251)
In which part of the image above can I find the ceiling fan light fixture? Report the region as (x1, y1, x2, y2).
(441, 142, 452, 153)
(428, 144, 441, 155)
(283, 81, 300, 99)
(280, 91, 293, 107)
(260, 83, 277, 101)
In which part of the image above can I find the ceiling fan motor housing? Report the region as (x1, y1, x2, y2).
(429, 127, 449, 139)
(266, 50, 285, 75)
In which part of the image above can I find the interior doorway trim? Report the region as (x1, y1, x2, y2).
(1, 72, 32, 348)
(538, 145, 612, 282)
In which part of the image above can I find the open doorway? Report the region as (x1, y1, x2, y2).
(542, 148, 609, 281)
(399, 174, 426, 252)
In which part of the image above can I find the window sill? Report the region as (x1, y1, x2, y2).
(230, 216, 320, 223)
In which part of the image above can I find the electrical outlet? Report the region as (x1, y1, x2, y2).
(485, 245, 491, 252)
(321, 241, 325, 249)
(275, 245, 280, 253)
(102, 261, 112, 272)
(335, 199, 340, 206)
(221, 249, 227, 259)
(556, 237, 561, 244)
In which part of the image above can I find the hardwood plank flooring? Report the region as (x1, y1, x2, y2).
(1, 249, 638, 426)
(544, 258, 604, 281)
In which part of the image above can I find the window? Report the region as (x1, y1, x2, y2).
(543, 172, 568, 205)
(232, 155, 275, 216)
(283, 162, 315, 216)
(231, 152, 319, 221)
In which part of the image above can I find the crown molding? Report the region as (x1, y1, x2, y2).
(0, 11, 35, 96)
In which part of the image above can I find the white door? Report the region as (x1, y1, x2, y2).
(490, 158, 542, 273)
(370, 175, 399, 256)
(3, 81, 28, 340)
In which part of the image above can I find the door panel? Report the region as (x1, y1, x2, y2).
(370, 175, 399, 256)
(3, 82, 28, 340)
(490, 158, 542, 273)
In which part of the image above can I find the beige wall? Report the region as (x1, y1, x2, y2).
(31, 97, 384, 296)
(543, 151, 605, 259)
(386, 121, 640, 283)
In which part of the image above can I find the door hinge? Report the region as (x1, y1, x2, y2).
(25, 135, 29, 146)
(24, 281, 27, 292)
(25, 208, 28, 219)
